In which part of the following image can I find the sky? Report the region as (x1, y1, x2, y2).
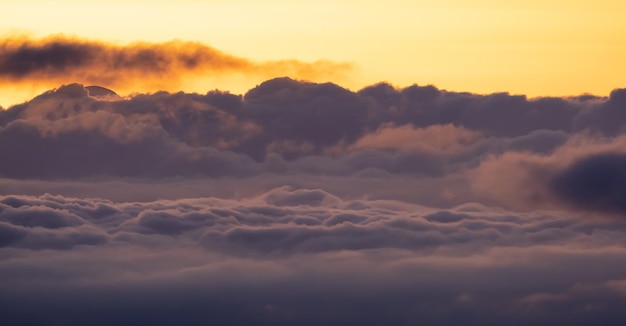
(1, 0, 626, 107)
(3, 1, 626, 325)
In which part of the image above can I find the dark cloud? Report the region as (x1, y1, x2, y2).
(551, 153, 626, 214)
(467, 133, 626, 215)
(0, 36, 352, 94)
(424, 211, 469, 223)
(0, 206, 83, 228)
(0, 222, 27, 247)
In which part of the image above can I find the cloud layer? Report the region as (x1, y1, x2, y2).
(3, 79, 626, 324)
(2, 190, 626, 325)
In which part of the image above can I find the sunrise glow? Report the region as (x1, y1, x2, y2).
(2, 0, 626, 107)
(3, 1, 626, 325)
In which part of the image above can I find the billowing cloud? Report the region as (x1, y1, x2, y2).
(551, 153, 626, 214)
(3, 78, 626, 324)
(470, 134, 626, 214)
(1, 79, 625, 179)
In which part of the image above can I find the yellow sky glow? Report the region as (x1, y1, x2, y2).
(1, 0, 626, 107)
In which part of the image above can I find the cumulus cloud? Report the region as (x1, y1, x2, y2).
(3, 78, 626, 324)
(3, 79, 625, 179)
(470, 134, 626, 214)
(551, 152, 626, 214)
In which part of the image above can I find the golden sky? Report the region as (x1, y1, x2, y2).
(1, 0, 626, 107)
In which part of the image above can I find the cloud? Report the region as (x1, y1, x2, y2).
(0, 37, 250, 80)
(3, 188, 621, 254)
(4, 79, 624, 179)
(338, 123, 483, 154)
(469, 134, 626, 214)
(550, 153, 626, 214)
(3, 78, 626, 324)
(0, 36, 353, 97)
(2, 190, 626, 324)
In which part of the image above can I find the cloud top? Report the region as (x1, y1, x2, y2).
(3, 78, 626, 324)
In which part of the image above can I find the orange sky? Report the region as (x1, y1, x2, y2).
(1, 0, 626, 107)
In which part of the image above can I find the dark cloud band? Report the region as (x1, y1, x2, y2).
(0, 36, 352, 91)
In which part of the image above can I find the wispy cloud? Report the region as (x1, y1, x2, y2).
(0, 35, 353, 96)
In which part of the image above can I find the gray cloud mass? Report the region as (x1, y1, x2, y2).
(2, 79, 626, 325)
